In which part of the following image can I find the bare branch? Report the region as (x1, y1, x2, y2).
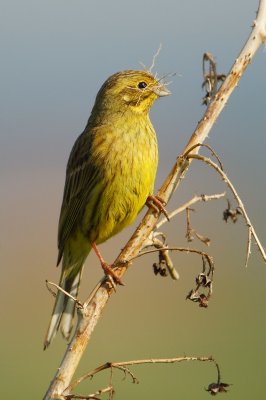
(245, 228, 252, 268)
(185, 207, 194, 242)
(46, 280, 83, 308)
(156, 192, 226, 229)
(202, 52, 226, 105)
(182, 143, 224, 170)
(131, 246, 213, 265)
(194, 231, 211, 247)
(188, 154, 266, 264)
(150, 236, 180, 280)
(66, 356, 218, 394)
(65, 385, 114, 400)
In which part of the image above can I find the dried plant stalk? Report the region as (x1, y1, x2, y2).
(44, 2, 266, 398)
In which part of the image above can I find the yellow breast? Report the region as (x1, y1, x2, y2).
(83, 115, 158, 244)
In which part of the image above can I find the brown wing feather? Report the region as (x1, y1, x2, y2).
(57, 130, 100, 265)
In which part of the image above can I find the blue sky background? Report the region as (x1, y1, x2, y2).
(1, 1, 266, 398)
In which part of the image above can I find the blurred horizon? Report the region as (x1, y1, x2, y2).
(1, 0, 266, 398)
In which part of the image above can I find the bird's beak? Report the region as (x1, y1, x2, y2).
(152, 85, 171, 97)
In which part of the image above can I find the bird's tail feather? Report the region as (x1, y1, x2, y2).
(44, 264, 83, 350)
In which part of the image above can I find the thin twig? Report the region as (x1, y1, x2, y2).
(65, 386, 114, 400)
(149, 43, 162, 72)
(148, 236, 180, 279)
(45, 280, 83, 308)
(186, 207, 194, 242)
(66, 356, 216, 393)
(130, 246, 213, 266)
(111, 365, 138, 383)
(202, 52, 218, 102)
(188, 154, 266, 263)
(66, 396, 100, 400)
(245, 228, 252, 268)
(156, 192, 226, 229)
(183, 143, 224, 170)
(202, 52, 226, 105)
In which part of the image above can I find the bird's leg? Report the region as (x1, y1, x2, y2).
(92, 242, 124, 286)
(146, 195, 169, 221)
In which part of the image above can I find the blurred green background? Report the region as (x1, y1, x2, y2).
(1, 0, 266, 398)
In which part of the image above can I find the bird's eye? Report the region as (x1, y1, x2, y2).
(138, 81, 147, 89)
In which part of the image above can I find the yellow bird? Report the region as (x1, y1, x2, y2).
(44, 70, 170, 348)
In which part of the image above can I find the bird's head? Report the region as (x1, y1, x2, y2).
(92, 70, 171, 117)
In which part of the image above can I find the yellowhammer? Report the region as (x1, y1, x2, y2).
(44, 70, 170, 348)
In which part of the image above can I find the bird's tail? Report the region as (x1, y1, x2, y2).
(44, 262, 84, 350)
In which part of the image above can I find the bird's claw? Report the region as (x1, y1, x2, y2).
(101, 261, 124, 287)
(146, 195, 169, 221)
(92, 242, 124, 287)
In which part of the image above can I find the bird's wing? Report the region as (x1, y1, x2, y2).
(57, 129, 102, 265)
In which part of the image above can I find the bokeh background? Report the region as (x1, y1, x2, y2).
(1, 0, 266, 398)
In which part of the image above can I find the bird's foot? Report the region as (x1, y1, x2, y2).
(146, 195, 169, 221)
(92, 242, 124, 286)
(101, 261, 124, 286)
